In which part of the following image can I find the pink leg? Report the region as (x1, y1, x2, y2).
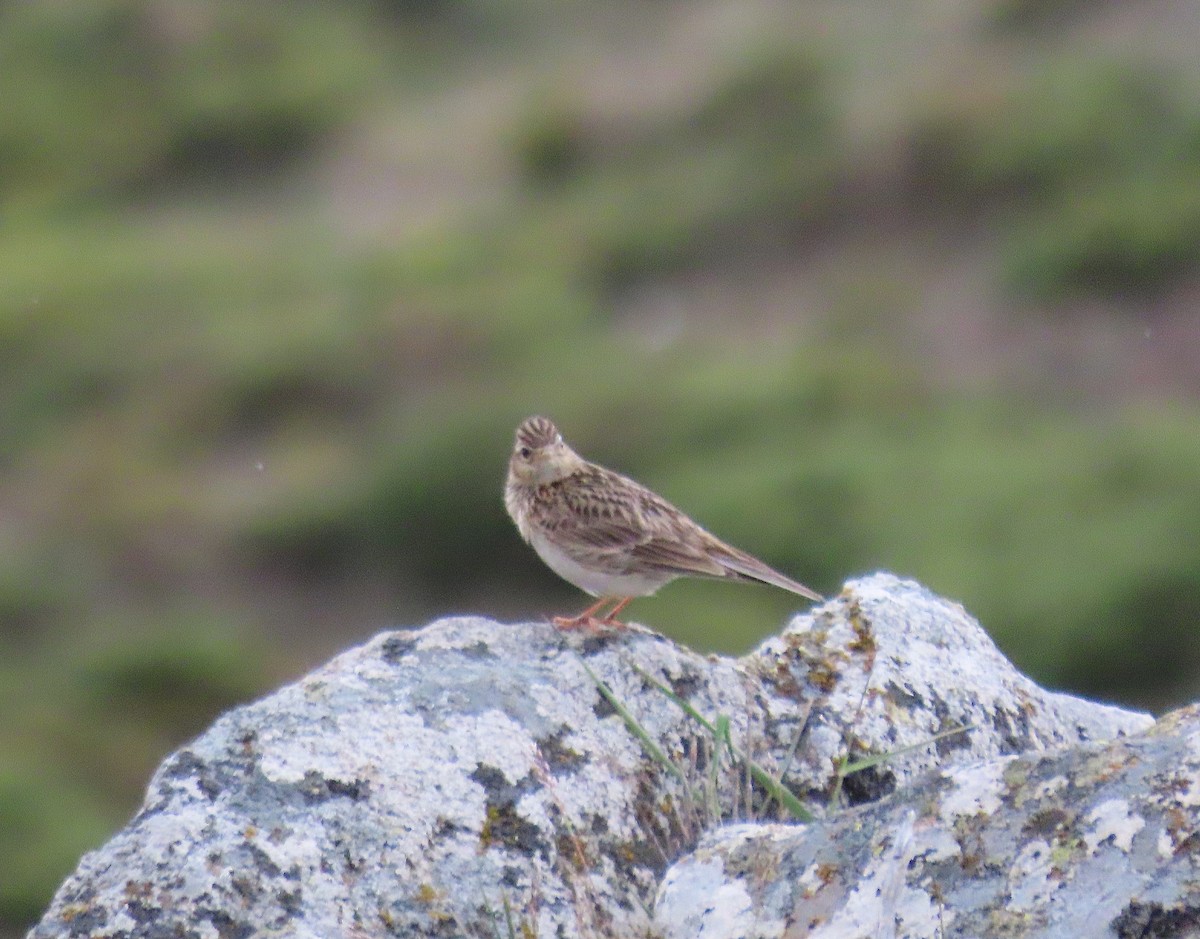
(552, 597, 613, 630)
(600, 597, 633, 627)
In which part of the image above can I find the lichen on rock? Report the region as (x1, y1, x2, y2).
(29, 574, 1169, 939)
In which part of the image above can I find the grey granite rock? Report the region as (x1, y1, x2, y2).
(744, 574, 1150, 804)
(654, 705, 1200, 939)
(28, 574, 1155, 938)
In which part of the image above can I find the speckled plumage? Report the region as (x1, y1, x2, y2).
(504, 416, 822, 628)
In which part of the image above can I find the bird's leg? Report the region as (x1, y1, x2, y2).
(599, 597, 632, 627)
(552, 596, 613, 630)
(552, 596, 635, 630)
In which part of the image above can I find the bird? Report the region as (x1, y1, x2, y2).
(504, 415, 823, 629)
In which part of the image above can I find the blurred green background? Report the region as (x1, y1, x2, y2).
(4, 0, 1200, 932)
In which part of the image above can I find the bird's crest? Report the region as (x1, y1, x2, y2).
(516, 416, 561, 450)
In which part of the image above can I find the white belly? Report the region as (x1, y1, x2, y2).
(529, 530, 670, 598)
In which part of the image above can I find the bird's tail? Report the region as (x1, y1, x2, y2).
(711, 546, 824, 603)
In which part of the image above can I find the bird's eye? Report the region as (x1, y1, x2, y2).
(519, 447, 531, 459)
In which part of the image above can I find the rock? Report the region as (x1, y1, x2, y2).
(654, 705, 1200, 939)
(743, 574, 1150, 803)
(28, 574, 1155, 939)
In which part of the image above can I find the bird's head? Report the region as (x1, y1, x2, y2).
(508, 416, 583, 486)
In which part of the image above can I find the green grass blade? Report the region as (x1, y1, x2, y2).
(839, 724, 973, 775)
(579, 659, 689, 787)
(629, 662, 813, 822)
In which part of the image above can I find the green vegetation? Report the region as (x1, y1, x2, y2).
(3, 1, 1200, 934)
(912, 58, 1200, 298)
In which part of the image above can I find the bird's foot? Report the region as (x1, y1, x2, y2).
(551, 597, 633, 631)
(551, 614, 627, 632)
(551, 614, 592, 631)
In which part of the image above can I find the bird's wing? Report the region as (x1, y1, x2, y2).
(621, 480, 825, 600)
(545, 511, 731, 579)
(534, 466, 713, 572)
(627, 536, 728, 578)
(536, 465, 823, 601)
(530, 467, 650, 554)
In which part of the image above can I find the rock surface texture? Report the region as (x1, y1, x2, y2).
(30, 574, 1179, 939)
(656, 705, 1200, 939)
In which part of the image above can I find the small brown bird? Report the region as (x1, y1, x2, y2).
(504, 416, 823, 629)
